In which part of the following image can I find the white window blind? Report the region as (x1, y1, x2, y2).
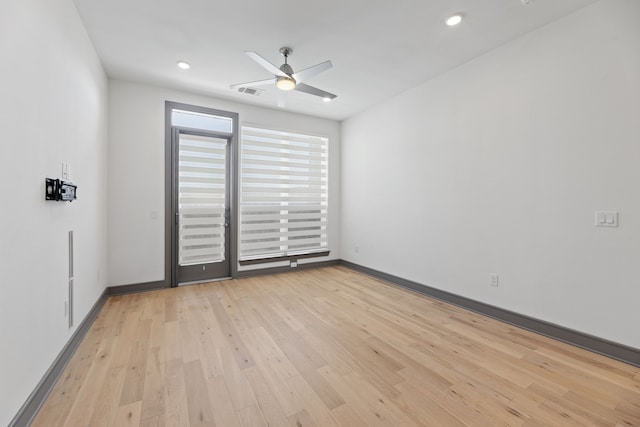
(240, 126, 328, 261)
(178, 134, 227, 265)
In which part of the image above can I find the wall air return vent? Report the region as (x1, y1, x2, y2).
(237, 87, 263, 96)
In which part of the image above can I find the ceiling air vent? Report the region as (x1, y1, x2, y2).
(237, 87, 263, 96)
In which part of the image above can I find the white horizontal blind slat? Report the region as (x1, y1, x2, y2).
(241, 168, 326, 179)
(242, 177, 324, 185)
(242, 129, 325, 146)
(241, 220, 325, 231)
(240, 137, 326, 153)
(179, 135, 227, 265)
(240, 126, 328, 261)
(241, 237, 328, 252)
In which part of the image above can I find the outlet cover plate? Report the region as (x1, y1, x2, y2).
(489, 274, 499, 287)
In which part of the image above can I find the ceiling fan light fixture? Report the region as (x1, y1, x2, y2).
(322, 97, 332, 103)
(446, 14, 463, 26)
(276, 76, 296, 91)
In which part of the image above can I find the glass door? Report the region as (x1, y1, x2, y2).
(174, 130, 230, 284)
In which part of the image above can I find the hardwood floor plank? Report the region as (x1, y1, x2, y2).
(318, 365, 415, 427)
(205, 375, 241, 427)
(88, 366, 127, 427)
(243, 331, 305, 416)
(140, 345, 165, 421)
(111, 401, 142, 427)
(219, 345, 257, 411)
(613, 399, 640, 425)
(242, 365, 290, 427)
(288, 409, 318, 427)
(237, 405, 267, 427)
(245, 326, 299, 381)
(183, 360, 216, 427)
(329, 403, 368, 427)
(163, 358, 189, 427)
(60, 335, 118, 426)
(210, 296, 255, 370)
(392, 379, 466, 427)
(120, 319, 152, 405)
(285, 374, 340, 427)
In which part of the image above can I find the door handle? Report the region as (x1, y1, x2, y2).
(224, 207, 230, 227)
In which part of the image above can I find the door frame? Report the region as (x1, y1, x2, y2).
(164, 101, 239, 287)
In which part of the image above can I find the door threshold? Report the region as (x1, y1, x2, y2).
(178, 276, 232, 287)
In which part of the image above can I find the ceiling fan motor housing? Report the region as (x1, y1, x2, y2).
(280, 63, 294, 75)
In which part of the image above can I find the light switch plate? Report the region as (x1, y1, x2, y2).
(595, 211, 619, 228)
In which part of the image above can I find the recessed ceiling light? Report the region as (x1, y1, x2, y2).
(446, 14, 463, 26)
(177, 61, 191, 70)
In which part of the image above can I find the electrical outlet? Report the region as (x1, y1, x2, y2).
(489, 274, 499, 287)
(290, 260, 298, 268)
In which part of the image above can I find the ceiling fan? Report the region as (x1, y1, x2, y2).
(230, 47, 337, 102)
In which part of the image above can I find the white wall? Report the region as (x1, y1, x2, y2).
(0, 0, 108, 424)
(341, 0, 640, 349)
(108, 80, 340, 286)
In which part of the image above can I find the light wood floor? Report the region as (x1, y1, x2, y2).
(33, 266, 640, 426)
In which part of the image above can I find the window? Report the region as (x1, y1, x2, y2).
(172, 109, 232, 133)
(239, 126, 328, 261)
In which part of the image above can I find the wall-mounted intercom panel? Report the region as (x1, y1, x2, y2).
(45, 178, 77, 202)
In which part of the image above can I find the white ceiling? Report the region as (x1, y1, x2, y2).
(72, 0, 599, 121)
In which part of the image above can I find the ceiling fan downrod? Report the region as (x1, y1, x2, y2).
(278, 47, 294, 76)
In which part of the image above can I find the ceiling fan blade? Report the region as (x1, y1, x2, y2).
(229, 78, 275, 90)
(294, 83, 337, 100)
(245, 51, 288, 77)
(292, 60, 333, 84)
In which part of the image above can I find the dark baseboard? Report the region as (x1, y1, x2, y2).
(340, 260, 640, 368)
(107, 280, 167, 296)
(236, 259, 341, 278)
(9, 288, 109, 427)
